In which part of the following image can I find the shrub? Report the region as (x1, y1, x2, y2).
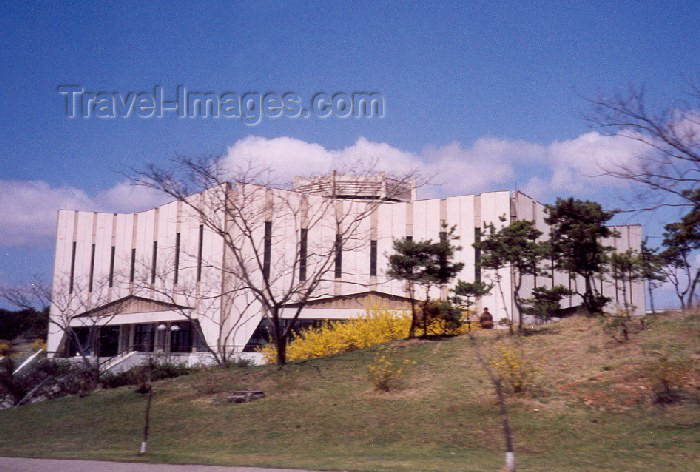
(0, 343, 11, 356)
(228, 356, 255, 368)
(100, 362, 191, 390)
(367, 347, 414, 392)
(1, 358, 97, 406)
(643, 357, 691, 405)
(259, 305, 479, 363)
(601, 308, 649, 343)
(420, 300, 463, 335)
(489, 343, 538, 394)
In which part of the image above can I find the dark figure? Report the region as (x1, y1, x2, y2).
(479, 307, 494, 329)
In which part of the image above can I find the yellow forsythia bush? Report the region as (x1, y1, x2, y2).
(367, 346, 415, 391)
(489, 342, 538, 394)
(260, 305, 480, 364)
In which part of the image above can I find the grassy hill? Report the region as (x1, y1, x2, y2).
(0, 311, 698, 471)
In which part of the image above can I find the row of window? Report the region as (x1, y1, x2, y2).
(261, 222, 378, 283)
(66, 322, 199, 357)
(69, 225, 204, 293)
(69, 223, 482, 291)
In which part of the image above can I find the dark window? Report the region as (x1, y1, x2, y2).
(242, 318, 324, 352)
(192, 321, 209, 352)
(197, 224, 204, 282)
(335, 234, 342, 278)
(174, 232, 181, 285)
(134, 324, 155, 352)
(130, 248, 136, 283)
(69, 241, 77, 294)
(370, 240, 377, 276)
(299, 228, 308, 281)
(88, 243, 96, 292)
(263, 221, 272, 281)
(109, 246, 115, 287)
(151, 241, 158, 284)
(170, 322, 192, 353)
(66, 327, 92, 357)
(97, 325, 120, 357)
(406, 235, 413, 242)
(474, 227, 482, 282)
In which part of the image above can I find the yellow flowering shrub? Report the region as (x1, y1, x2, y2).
(367, 346, 415, 391)
(260, 304, 480, 364)
(30, 339, 46, 351)
(489, 342, 538, 394)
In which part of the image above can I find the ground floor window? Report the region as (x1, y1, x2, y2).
(98, 325, 120, 357)
(170, 321, 192, 353)
(134, 323, 155, 352)
(66, 327, 92, 357)
(242, 318, 326, 352)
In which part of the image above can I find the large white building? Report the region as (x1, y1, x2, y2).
(47, 174, 644, 366)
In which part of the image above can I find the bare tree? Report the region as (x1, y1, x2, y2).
(1, 276, 51, 312)
(133, 253, 259, 367)
(134, 157, 419, 364)
(45, 274, 129, 384)
(586, 82, 699, 211)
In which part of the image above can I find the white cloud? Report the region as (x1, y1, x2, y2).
(0, 180, 169, 248)
(221, 135, 547, 197)
(0, 181, 93, 247)
(546, 131, 651, 194)
(94, 182, 170, 213)
(0, 130, 655, 248)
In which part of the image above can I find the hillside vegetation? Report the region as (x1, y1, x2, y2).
(0, 311, 698, 471)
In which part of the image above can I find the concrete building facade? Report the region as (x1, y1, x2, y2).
(47, 176, 644, 365)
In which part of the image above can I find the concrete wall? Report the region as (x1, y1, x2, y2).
(48, 185, 646, 357)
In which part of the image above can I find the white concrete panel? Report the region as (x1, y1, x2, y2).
(93, 213, 113, 291)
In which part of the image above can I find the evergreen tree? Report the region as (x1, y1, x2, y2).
(545, 198, 617, 314)
(659, 193, 699, 308)
(388, 224, 464, 338)
(474, 217, 549, 333)
(522, 285, 572, 323)
(639, 239, 666, 314)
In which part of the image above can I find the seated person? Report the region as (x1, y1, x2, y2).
(479, 307, 494, 329)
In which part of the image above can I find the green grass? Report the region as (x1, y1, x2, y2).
(1, 312, 699, 471)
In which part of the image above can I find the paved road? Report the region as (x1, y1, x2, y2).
(0, 458, 316, 472)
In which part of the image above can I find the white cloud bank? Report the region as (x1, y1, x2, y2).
(0, 180, 168, 247)
(1, 131, 649, 248)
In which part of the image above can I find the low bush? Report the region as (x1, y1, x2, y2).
(601, 308, 650, 343)
(100, 362, 191, 390)
(367, 346, 414, 392)
(489, 342, 538, 394)
(1, 358, 96, 406)
(259, 305, 479, 363)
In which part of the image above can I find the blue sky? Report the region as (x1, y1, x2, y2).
(0, 1, 698, 306)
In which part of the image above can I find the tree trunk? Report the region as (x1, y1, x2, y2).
(687, 268, 699, 308)
(514, 276, 523, 335)
(270, 307, 287, 365)
(139, 360, 153, 454)
(647, 280, 656, 314)
(421, 294, 430, 339)
(583, 275, 594, 314)
(496, 278, 513, 336)
(408, 286, 417, 338)
(468, 332, 515, 471)
(276, 339, 287, 366)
